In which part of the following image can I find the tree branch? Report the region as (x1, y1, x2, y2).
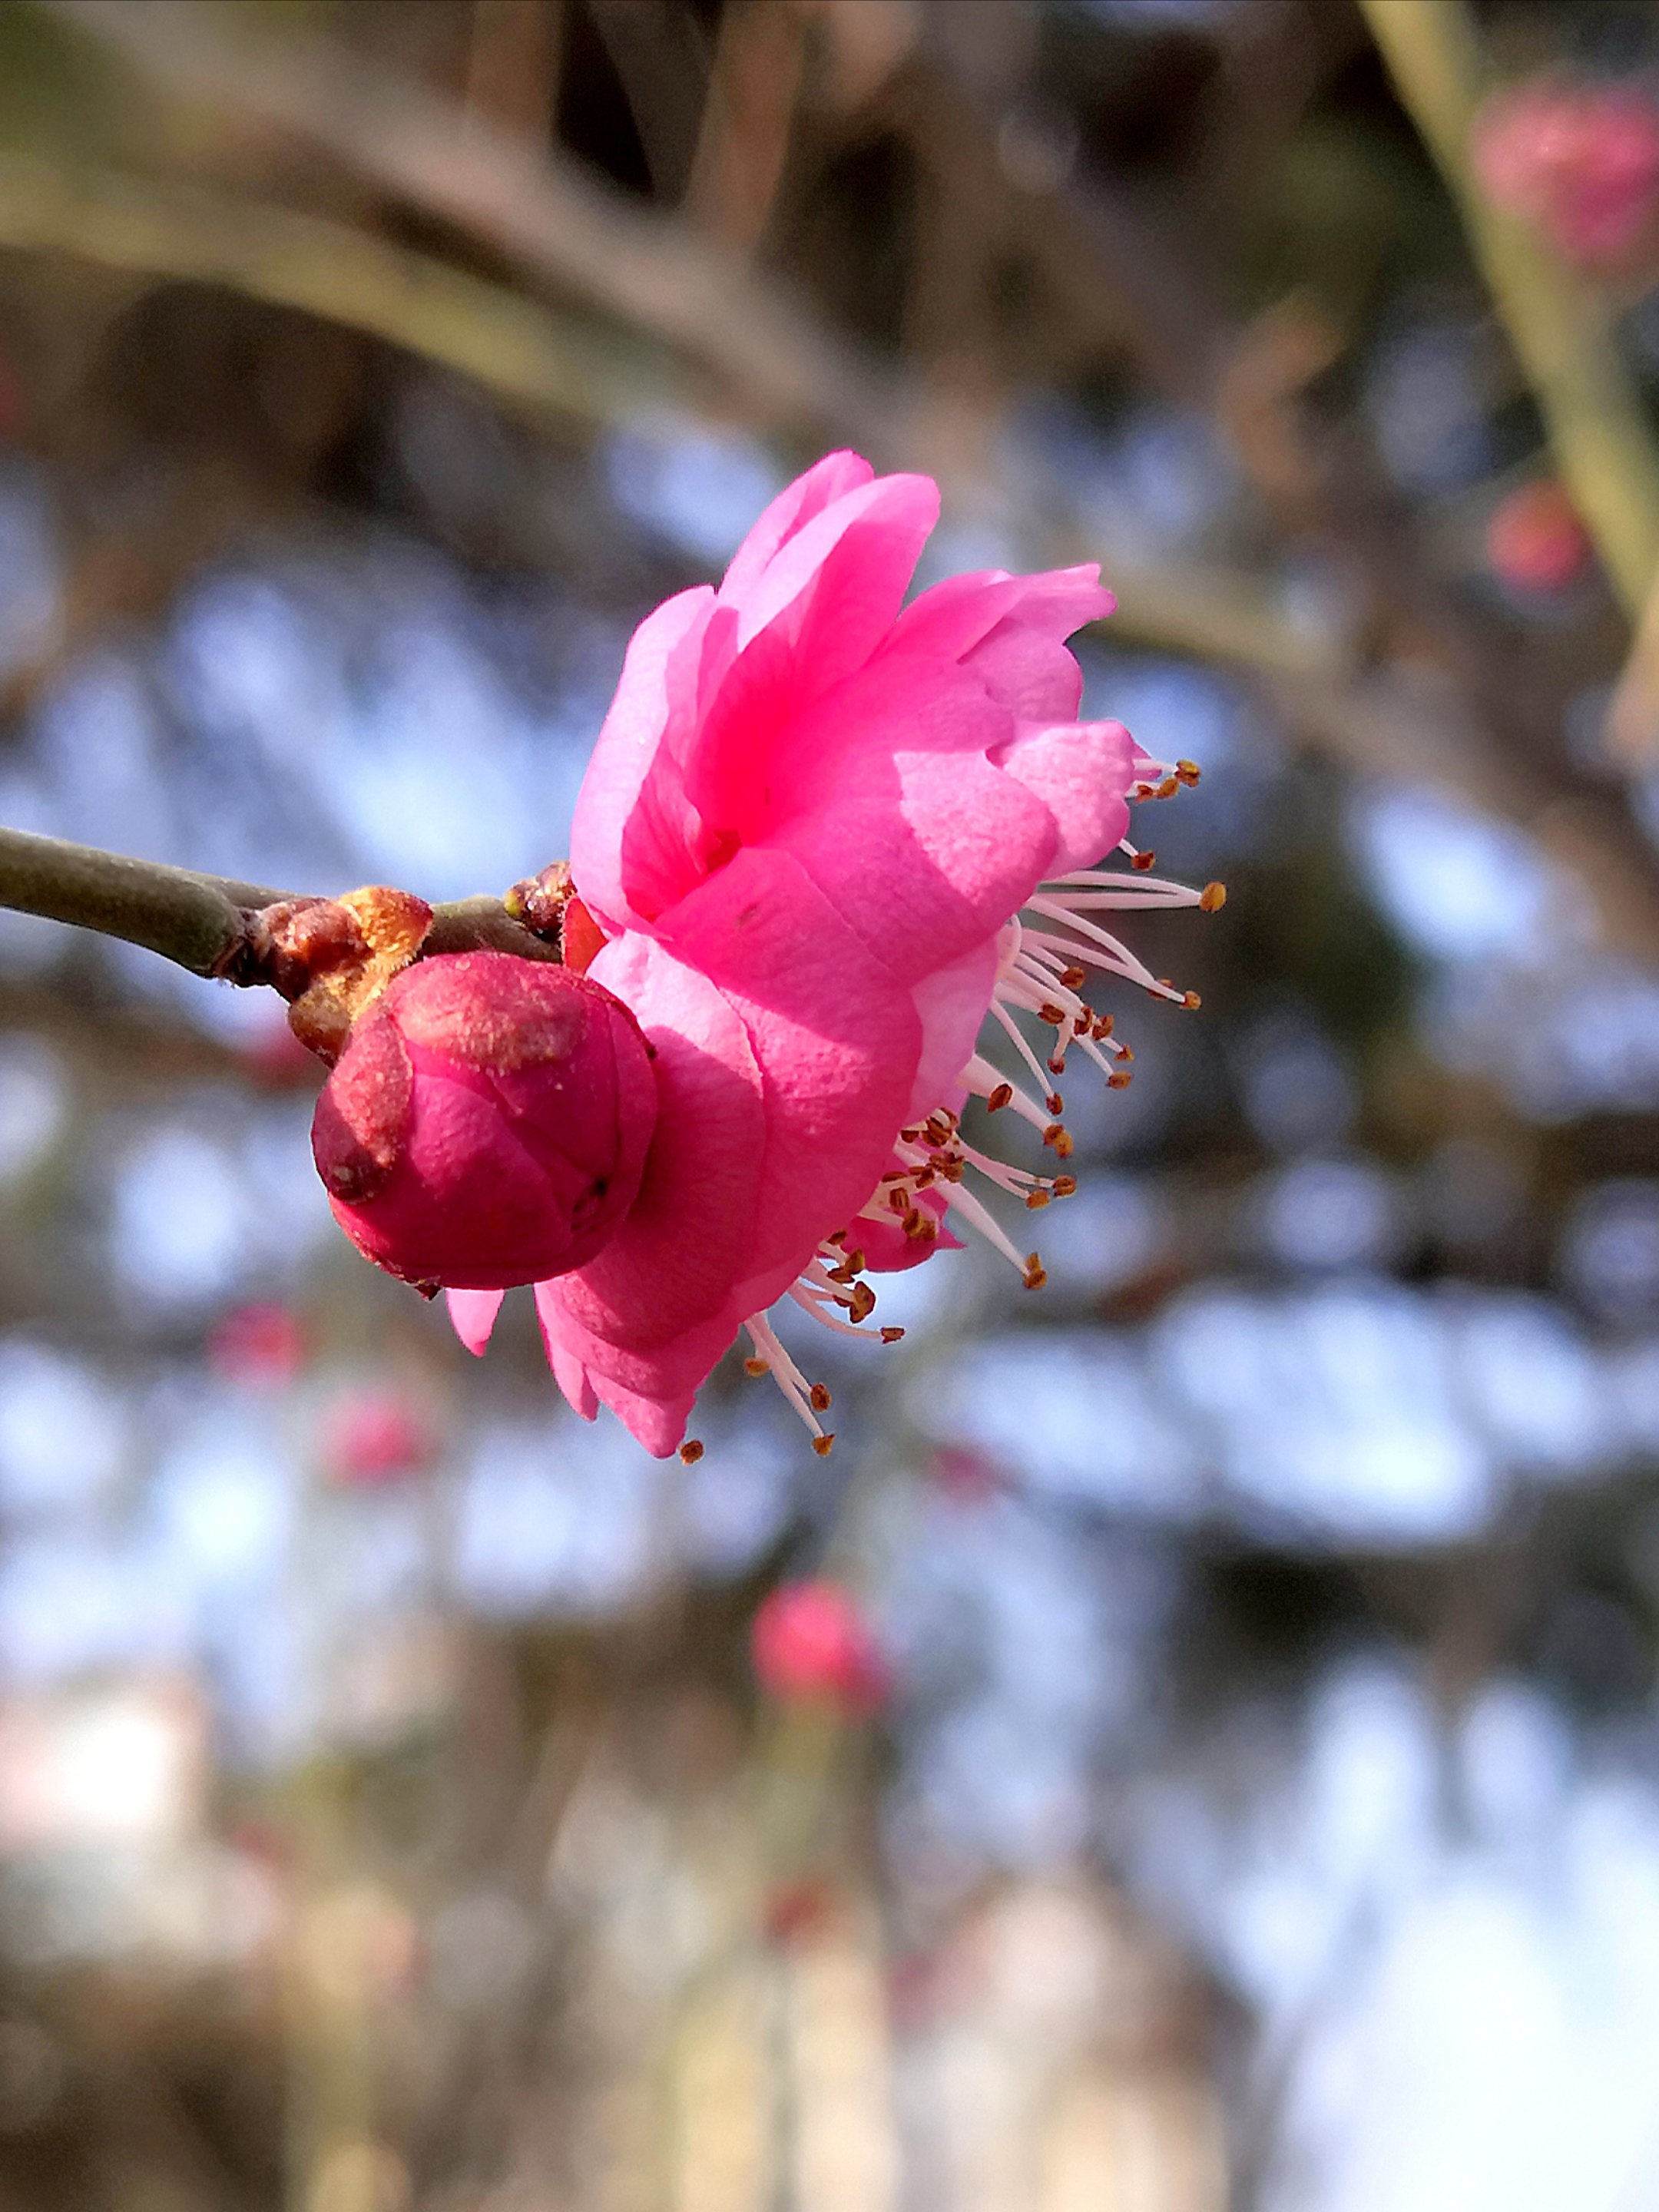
(0, 151, 686, 433)
(0, 826, 558, 987)
(0, 826, 287, 975)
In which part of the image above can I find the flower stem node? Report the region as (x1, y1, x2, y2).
(504, 861, 610, 972)
(313, 950, 657, 1291)
(262, 886, 434, 1065)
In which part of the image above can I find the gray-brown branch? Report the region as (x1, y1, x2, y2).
(0, 824, 557, 986)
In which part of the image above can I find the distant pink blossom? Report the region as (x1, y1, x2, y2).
(752, 1578, 888, 1716)
(1475, 78, 1659, 267)
(1485, 478, 1592, 594)
(210, 1302, 306, 1386)
(324, 1389, 433, 1485)
(315, 949, 657, 1291)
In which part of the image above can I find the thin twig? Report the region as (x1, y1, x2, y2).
(0, 826, 283, 975)
(51, 0, 909, 450)
(684, 0, 806, 253)
(0, 826, 558, 983)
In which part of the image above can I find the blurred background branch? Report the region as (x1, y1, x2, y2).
(1363, 0, 1659, 615)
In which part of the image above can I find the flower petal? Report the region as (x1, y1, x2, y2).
(535, 851, 922, 1455)
(962, 566, 1115, 722)
(664, 845, 921, 1306)
(768, 700, 1060, 985)
(569, 584, 715, 933)
(548, 932, 767, 1353)
(994, 718, 1136, 873)
(685, 475, 942, 824)
(717, 450, 875, 604)
(446, 1286, 503, 1356)
(906, 938, 1001, 1119)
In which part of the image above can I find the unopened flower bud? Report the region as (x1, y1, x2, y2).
(1475, 78, 1659, 266)
(311, 950, 657, 1291)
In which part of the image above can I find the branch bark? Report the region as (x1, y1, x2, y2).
(0, 826, 558, 986)
(0, 826, 287, 975)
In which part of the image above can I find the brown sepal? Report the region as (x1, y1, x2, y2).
(260, 886, 432, 1066)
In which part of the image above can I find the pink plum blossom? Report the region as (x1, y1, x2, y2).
(209, 1302, 306, 1387)
(452, 452, 1216, 1457)
(314, 949, 657, 1291)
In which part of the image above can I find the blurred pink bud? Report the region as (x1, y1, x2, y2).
(929, 1442, 1002, 1503)
(210, 1302, 306, 1386)
(325, 1389, 433, 1485)
(312, 950, 657, 1291)
(1475, 79, 1659, 266)
(752, 1579, 888, 1716)
(1485, 478, 1592, 594)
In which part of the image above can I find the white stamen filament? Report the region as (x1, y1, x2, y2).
(743, 1312, 830, 1446)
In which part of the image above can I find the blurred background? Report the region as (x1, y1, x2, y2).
(5, 0, 1659, 2206)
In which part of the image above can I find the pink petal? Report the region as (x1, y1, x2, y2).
(536, 853, 923, 1455)
(771, 727, 1059, 986)
(859, 1187, 961, 1272)
(551, 932, 767, 1353)
(907, 938, 1000, 1120)
(663, 846, 920, 1298)
(587, 1371, 700, 1457)
(446, 1286, 504, 1356)
(723, 471, 939, 668)
(994, 719, 1136, 873)
(718, 451, 874, 605)
(893, 563, 1110, 685)
(569, 584, 715, 933)
(533, 1281, 599, 1419)
(962, 567, 1115, 724)
(887, 568, 1027, 662)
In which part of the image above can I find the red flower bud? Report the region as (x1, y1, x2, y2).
(311, 950, 657, 1291)
(751, 1580, 888, 1717)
